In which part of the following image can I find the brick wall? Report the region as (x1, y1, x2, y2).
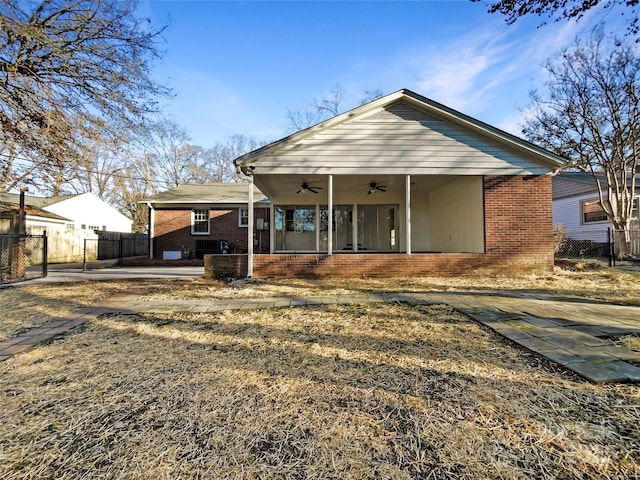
(483, 174, 553, 271)
(204, 254, 248, 279)
(153, 207, 270, 258)
(252, 175, 554, 277)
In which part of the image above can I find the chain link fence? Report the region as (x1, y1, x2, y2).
(0, 233, 48, 284)
(555, 227, 640, 268)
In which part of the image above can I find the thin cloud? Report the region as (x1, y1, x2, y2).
(396, 23, 515, 111)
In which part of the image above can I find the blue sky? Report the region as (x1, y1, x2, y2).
(142, 0, 625, 148)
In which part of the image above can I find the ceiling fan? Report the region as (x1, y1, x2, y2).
(297, 182, 322, 194)
(368, 182, 386, 195)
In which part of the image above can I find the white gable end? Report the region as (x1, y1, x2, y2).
(250, 101, 558, 175)
(43, 193, 132, 232)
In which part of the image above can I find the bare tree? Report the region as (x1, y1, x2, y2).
(138, 119, 203, 190)
(286, 85, 385, 132)
(69, 132, 127, 200)
(474, 0, 640, 37)
(111, 163, 153, 233)
(359, 89, 384, 105)
(286, 84, 345, 132)
(0, 143, 34, 191)
(194, 135, 262, 183)
(523, 31, 639, 257)
(0, 0, 169, 189)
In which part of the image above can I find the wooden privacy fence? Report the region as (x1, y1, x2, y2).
(27, 226, 98, 264)
(83, 233, 149, 266)
(24, 227, 148, 265)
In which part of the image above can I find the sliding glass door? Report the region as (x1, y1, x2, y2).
(357, 205, 399, 251)
(276, 204, 399, 252)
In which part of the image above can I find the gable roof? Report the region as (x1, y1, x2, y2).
(235, 89, 567, 175)
(140, 183, 268, 206)
(0, 192, 83, 208)
(0, 192, 74, 221)
(0, 201, 71, 222)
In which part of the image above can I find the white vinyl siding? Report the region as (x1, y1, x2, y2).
(252, 102, 554, 176)
(427, 176, 484, 253)
(553, 194, 610, 242)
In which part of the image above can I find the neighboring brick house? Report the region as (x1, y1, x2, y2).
(140, 183, 270, 259)
(233, 88, 567, 277)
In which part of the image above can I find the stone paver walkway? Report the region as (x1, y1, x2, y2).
(1, 289, 639, 383)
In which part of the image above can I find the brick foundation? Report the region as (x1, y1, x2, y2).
(252, 252, 550, 277)
(204, 254, 248, 279)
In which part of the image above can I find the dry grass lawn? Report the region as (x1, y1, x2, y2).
(0, 267, 639, 479)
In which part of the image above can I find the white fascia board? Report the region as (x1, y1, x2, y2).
(146, 200, 270, 209)
(247, 166, 553, 176)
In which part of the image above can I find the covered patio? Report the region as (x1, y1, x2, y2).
(256, 174, 483, 255)
(234, 89, 565, 277)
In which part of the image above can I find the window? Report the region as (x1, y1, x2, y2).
(239, 208, 249, 227)
(274, 204, 399, 252)
(191, 209, 210, 234)
(581, 199, 608, 224)
(275, 206, 317, 251)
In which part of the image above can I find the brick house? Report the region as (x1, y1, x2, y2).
(140, 183, 269, 259)
(233, 89, 567, 277)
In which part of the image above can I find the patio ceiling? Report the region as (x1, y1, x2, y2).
(253, 174, 459, 204)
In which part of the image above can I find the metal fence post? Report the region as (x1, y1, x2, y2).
(119, 235, 123, 267)
(43, 230, 48, 277)
(83, 238, 87, 271)
(607, 228, 612, 267)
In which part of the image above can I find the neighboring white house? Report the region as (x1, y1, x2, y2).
(552, 172, 639, 242)
(40, 192, 133, 232)
(0, 192, 132, 233)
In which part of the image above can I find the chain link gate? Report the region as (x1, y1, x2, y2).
(0, 233, 48, 284)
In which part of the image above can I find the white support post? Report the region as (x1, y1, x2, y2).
(406, 174, 412, 254)
(247, 176, 254, 277)
(352, 204, 358, 252)
(269, 201, 275, 254)
(328, 174, 333, 255)
(315, 204, 320, 252)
